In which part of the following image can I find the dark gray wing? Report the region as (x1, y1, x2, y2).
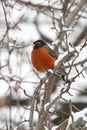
(44, 45, 57, 59)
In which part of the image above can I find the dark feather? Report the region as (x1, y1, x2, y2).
(44, 45, 57, 59)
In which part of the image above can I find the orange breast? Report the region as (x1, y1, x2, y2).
(31, 47, 56, 72)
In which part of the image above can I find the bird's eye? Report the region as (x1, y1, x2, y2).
(37, 41, 41, 45)
(34, 40, 45, 48)
(35, 41, 41, 47)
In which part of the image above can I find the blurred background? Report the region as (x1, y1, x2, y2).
(0, 0, 87, 130)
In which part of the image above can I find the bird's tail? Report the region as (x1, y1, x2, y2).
(53, 68, 70, 83)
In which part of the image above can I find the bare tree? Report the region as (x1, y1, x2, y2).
(0, 0, 87, 130)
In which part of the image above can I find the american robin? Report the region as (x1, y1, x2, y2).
(30, 40, 57, 72)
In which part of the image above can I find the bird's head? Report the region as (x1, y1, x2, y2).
(30, 40, 46, 49)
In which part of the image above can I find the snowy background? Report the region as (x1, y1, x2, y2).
(0, 0, 87, 130)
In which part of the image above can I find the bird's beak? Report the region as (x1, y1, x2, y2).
(29, 42, 35, 46)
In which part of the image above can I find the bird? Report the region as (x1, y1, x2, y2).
(30, 40, 57, 73)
